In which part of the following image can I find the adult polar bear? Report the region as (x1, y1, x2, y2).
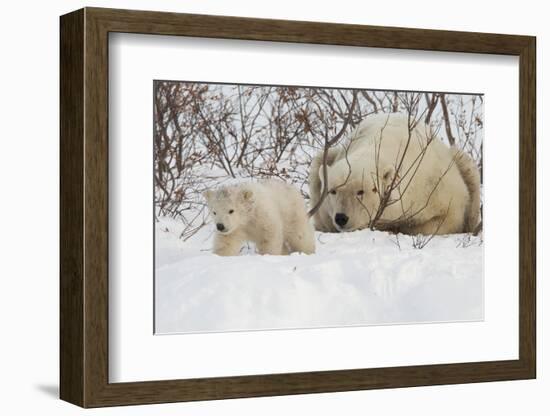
(309, 113, 480, 235)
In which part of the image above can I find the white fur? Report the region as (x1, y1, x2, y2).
(204, 180, 316, 256)
(308, 113, 481, 235)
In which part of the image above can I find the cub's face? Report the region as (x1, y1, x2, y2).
(203, 187, 253, 235)
(322, 164, 394, 232)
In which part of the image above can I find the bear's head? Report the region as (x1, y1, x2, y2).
(203, 186, 254, 235)
(320, 159, 396, 232)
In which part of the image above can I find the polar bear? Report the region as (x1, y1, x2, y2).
(203, 180, 316, 256)
(308, 113, 481, 235)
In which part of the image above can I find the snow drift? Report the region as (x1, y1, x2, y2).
(155, 217, 483, 334)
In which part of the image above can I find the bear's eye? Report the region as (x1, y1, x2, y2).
(372, 186, 378, 193)
(357, 190, 364, 196)
(329, 189, 337, 195)
(213, 211, 217, 216)
(229, 209, 234, 214)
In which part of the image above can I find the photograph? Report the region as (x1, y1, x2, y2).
(153, 81, 484, 334)
(53, 4, 538, 410)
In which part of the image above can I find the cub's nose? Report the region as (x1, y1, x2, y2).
(216, 223, 225, 232)
(334, 213, 349, 227)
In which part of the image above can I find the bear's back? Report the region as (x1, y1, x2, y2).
(243, 179, 308, 234)
(250, 179, 305, 212)
(339, 113, 454, 168)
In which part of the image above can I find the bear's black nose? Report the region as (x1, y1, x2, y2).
(334, 213, 348, 227)
(216, 223, 225, 231)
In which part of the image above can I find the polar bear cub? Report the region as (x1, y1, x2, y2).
(203, 180, 315, 256)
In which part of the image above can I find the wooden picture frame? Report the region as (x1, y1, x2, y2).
(60, 7, 536, 408)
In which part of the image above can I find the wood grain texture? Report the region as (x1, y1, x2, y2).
(88, 7, 532, 54)
(518, 37, 536, 375)
(59, 8, 84, 407)
(83, 10, 110, 406)
(59, 7, 537, 408)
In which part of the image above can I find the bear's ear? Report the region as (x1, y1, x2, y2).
(381, 165, 396, 185)
(318, 164, 330, 192)
(202, 189, 213, 202)
(241, 189, 254, 203)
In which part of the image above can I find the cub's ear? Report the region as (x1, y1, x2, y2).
(381, 166, 396, 185)
(241, 189, 254, 202)
(202, 190, 213, 202)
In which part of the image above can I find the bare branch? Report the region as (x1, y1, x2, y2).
(307, 91, 359, 217)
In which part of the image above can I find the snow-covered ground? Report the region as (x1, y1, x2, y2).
(155, 217, 483, 334)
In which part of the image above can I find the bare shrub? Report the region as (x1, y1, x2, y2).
(154, 82, 483, 241)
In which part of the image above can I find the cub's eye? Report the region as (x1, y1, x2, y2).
(213, 212, 217, 215)
(329, 190, 337, 195)
(229, 209, 234, 214)
(357, 190, 364, 196)
(372, 186, 378, 193)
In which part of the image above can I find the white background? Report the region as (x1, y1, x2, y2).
(110, 34, 518, 382)
(0, 0, 546, 414)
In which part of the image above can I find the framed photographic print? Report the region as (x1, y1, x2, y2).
(60, 7, 536, 408)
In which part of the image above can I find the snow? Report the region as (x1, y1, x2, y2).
(155, 217, 483, 334)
